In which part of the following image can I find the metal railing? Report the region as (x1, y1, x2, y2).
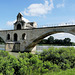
(37, 22, 75, 28)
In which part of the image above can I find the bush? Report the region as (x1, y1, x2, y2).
(0, 47, 75, 74)
(39, 47, 75, 70)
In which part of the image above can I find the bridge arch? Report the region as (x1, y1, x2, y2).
(34, 32, 75, 44)
(26, 30, 75, 50)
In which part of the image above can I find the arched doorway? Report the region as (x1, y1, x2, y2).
(14, 33, 18, 41)
(17, 24, 21, 30)
(7, 34, 10, 40)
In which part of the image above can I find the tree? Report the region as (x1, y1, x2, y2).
(39, 39, 47, 44)
(48, 36, 54, 44)
(64, 38, 71, 45)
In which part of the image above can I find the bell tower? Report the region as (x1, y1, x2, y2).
(17, 13, 23, 21)
(14, 13, 26, 30)
(14, 12, 37, 30)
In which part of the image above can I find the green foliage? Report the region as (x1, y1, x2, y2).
(0, 50, 9, 57)
(64, 38, 71, 43)
(40, 47, 75, 70)
(0, 47, 75, 74)
(48, 36, 54, 44)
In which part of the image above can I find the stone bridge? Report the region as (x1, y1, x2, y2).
(0, 13, 75, 53)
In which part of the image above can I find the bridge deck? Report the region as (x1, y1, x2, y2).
(0, 25, 75, 32)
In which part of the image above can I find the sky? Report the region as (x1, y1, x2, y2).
(0, 0, 75, 42)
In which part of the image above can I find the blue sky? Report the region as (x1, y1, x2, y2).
(0, 0, 75, 42)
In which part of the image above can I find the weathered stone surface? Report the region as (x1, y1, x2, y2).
(0, 13, 75, 53)
(0, 25, 75, 53)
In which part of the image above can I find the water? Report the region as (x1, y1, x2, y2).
(0, 44, 75, 52)
(0, 45, 5, 50)
(36, 45, 75, 52)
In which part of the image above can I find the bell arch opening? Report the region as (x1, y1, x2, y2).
(14, 33, 18, 41)
(17, 24, 21, 30)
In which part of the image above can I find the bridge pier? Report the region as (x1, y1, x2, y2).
(25, 46, 36, 54)
(5, 42, 36, 54)
(5, 42, 20, 52)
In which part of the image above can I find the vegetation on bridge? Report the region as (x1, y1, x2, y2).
(0, 47, 75, 75)
(39, 36, 75, 46)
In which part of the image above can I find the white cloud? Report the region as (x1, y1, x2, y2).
(56, 0, 65, 8)
(7, 20, 16, 26)
(22, 0, 54, 16)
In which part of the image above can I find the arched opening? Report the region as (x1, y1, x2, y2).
(51, 33, 75, 45)
(14, 33, 18, 41)
(17, 24, 21, 30)
(26, 32, 75, 52)
(36, 32, 75, 51)
(7, 34, 10, 40)
(22, 33, 26, 40)
(0, 37, 5, 51)
(38, 32, 75, 45)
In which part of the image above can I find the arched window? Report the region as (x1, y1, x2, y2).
(22, 33, 26, 40)
(17, 24, 21, 30)
(7, 34, 10, 40)
(14, 33, 18, 41)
